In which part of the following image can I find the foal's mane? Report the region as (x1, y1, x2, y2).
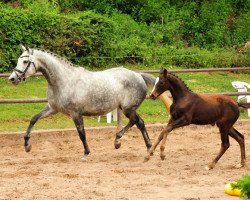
(167, 72, 192, 92)
(35, 48, 82, 69)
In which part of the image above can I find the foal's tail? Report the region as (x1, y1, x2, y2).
(238, 102, 250, 109)
(140, 73, 172, 111)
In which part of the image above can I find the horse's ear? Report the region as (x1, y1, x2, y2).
(20, 44, 30, 53)
(20, 44, 26, 52)
(24, 44, 31, 53)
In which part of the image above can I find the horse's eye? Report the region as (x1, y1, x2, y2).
(23, 60, 28, 64)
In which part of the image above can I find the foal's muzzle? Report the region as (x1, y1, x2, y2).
(150, 93, 157, 100)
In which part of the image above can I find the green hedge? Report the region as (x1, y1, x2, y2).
(0, 2, 113, 72)
(0, 1, 249, 72)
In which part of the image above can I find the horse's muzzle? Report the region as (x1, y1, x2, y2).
(8, 74, 20, 85)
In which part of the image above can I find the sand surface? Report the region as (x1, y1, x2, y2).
(0, 121, 249, 200)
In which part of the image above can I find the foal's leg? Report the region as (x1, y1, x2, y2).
(229, 128, 247, 169)
(24, 104, 56, 152)
(73, 115, 90, 161)
(144, 116, 190, 162)
(205, 125, 230, 170)
(144, 125, 172, 162)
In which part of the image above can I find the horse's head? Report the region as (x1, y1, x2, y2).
(150, 68, 170, 99)
(9, 44, 38, 85)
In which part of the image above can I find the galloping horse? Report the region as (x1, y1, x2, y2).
(9, 45, 165, 161)
(145, 68, 249, 170)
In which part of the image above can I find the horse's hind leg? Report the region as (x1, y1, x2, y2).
(73, 115, 90, 161)
(205, 125, 230, 170)
(114, 110, 152, 150)
(229, 128, 247, 168)
(135, 113, 152, 150)
(24, 104, 56, 152)
(114, 120, 135, 149)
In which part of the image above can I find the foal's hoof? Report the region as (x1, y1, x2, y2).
(24, 145, 32, 152)
(235, 163, 243, 169)
(114, 141, 121, 149)
(205, 161, 216, 170)
(234, 162, 250, 170)
(160, 154, 166, 160)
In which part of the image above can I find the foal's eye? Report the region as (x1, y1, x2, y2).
(23, 60, 28, 64)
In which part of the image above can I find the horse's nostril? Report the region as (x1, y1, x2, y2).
(10, 78, 15, 82)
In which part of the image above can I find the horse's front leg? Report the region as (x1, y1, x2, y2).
(73, 115, 90, 161)
(24, 104, 56, 152)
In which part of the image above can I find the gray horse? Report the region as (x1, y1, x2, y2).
(9, 45, 156, 160)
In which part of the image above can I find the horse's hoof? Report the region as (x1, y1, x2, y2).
(147, 145, 152, 152)
(205, 164, 214, 170)
(24, 145, 32, 152)
(114, 142, 121, 149)
(81, 155, 88, 162)
(144, 155, 150, 162)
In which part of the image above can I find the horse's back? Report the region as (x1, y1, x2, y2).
(101, 67, 147, 92)
(59, 67, 148, 116)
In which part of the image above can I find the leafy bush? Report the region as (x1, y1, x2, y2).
(0, 0, 249, 72)
(0, 2, 113, 71)
(231, 174, 250, 199)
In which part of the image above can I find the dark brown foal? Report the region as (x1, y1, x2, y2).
(145, 68, 249, 170)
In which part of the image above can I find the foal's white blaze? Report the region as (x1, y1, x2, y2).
(151, 77, 159, 94)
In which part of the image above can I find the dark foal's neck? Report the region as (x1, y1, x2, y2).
(167, 73, 191, 101)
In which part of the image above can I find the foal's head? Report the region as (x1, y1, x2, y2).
(9, 45, 38, 85)
(150, 68, 170, 99)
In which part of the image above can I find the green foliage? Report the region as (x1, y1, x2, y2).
(0, 0, 250, 72)
(0, 2, 113, 71)
(231, 174, 250, 199)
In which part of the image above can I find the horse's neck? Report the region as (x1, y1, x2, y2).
(35, 50, 75, 87)
(168, 74, 190, 100)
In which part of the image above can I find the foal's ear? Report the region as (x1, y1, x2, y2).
(161, 68, 168, 77)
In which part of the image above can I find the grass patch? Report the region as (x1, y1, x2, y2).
(0, 70, 249, 132)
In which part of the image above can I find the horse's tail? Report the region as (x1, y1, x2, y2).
(140, 72, 172, 111)
(238, 102, 250, 109)
(140, 73, 156, 87)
